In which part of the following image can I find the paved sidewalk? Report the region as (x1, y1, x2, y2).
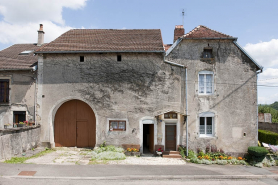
(25, 147, 186, 165)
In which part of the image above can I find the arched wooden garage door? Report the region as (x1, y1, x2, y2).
(54, 100, 96, 147)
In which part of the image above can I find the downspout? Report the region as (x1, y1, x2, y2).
(256, 69, 263, 144)
(164, 56, 188, 155)
(32, 65, 38, 125)
(185, 68, 188, 157)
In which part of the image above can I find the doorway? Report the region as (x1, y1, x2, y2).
(54, 100, 96, 147)
(143, 124, 154, 154)
(165, 125, 176, 151)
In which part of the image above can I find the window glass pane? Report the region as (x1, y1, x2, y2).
(206, 74, 213, 94)
(199, 74, 205, 93)
(118, 121, 125, 129)
(200, 117, 205, 134)
(111, 122, 118, 129)
(206, 117, 212, 134)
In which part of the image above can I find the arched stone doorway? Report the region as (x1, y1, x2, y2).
(54, 99, 96, 147)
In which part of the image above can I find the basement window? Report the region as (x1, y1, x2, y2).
(109, 120, 126, 131)
(80, 56, 84, 62)
(117, 55, 122, 61)
(13, 111, 26, 123)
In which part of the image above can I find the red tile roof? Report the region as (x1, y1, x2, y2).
(183, 25, 234, 39)
(164, 44, 172, 51)
(36, 29, 164, 53)
(0, 44, 43, 70)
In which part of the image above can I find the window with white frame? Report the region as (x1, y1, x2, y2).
(199, 112, 214, 137)
(199, 71, 213, 95)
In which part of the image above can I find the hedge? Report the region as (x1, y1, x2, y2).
(258, 129, 278, 145)
(248, 146, 268, 157)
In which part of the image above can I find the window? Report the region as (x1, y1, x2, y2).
(80, 56, 84, 62)
(117, 55, 121, 61)
(0, 79, 9, 103)
(13, 111, 26, 123)
(199, 71, 213, 95)
(203, 49, 212, 58)
(164, 112, 177, 119)
(199, 112, 214, 137)
(109, 120, 126, 131)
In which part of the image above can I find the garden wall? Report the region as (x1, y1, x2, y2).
(258, 122, 278, 133)
(0, 125, 41, 160)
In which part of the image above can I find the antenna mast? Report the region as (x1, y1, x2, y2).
(182, 9, 184, 27)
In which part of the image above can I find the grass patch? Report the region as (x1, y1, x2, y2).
(4, 148, 55, 164)
(89, 160, 109, 165)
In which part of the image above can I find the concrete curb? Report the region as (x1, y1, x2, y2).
(3, 175, 278, 180)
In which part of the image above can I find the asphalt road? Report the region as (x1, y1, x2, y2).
(0, 163, 277, 185)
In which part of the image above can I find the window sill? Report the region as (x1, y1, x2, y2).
(199, 135, 217, 139)
(0, 103, 10, 106)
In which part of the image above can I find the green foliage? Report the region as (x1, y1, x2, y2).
(4, 148, 55, 164)
(248, 146, 269, 157)
(258, 104, 278, 123)
(206, 152, 227, 158)
(270, 101, 278, 110)
(258, 129, 278, 145)
(100, 141, 106, 148)
(178, 146, 186, 158)
(198, 151, 205, 157)
(91, 151, 126, 160)
(94, 145, 124, 154)
(188, 150, 197, 159)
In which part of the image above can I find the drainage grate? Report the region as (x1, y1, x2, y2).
(18, 171, 36, 176)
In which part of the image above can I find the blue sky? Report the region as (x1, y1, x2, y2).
(0, 0, 277, 104)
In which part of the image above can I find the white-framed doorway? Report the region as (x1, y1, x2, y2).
(139, 117, 157, 154)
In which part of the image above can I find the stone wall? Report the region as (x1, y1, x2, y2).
(166, 39, 258, 155)
(0, 70, 36, 128)
(37, 53, 184, 147)
(258, 122, 278, 133)
(0, 125, 41, 160)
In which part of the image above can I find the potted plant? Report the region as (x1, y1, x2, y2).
(4, 123, 11, 129)
(18, 122, 25, 127)
(156, 147, 163, 156)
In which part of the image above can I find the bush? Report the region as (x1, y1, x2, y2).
(258, 129, 278, 145)
(248, 146, 269, 157)
(178, 146, 186, 158)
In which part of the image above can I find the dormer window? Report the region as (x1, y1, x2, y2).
(203, 49, 213, 58)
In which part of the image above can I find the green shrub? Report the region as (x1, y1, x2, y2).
(188, 150, 196, 159)
(248, 146, 269, 157)
(178, 146, 186, 158)
(258, 129, 278, 145)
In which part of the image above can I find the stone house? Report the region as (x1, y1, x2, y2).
(0, 24, 262, 156)
(0, 24, 46, 128)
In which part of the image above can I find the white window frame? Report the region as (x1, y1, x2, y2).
(199, 112, 214, 137)
(198, 71, 214, 95)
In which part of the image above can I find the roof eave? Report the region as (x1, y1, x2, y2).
(0, 68, 33, 71)
(182, 37, 238, 40)
(35, 50, 165, 54)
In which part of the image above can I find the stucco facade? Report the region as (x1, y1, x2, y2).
(0, 70, 36, 128)
(37, 53, 185, 151)
(166, 39, 259, 155)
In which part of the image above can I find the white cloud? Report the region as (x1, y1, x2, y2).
(244, 39, 278, 68)
(258, 68, 278, 86)
(0, 0, 87, 45)
(0, 0, 87, 25)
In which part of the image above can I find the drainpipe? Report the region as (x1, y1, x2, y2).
(32, 65, 38, 125)
(256, 69, 263, 145)
(185, 68, 188, 157)
(164, 56, 189, 155)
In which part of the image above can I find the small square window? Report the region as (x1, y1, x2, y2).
(164, 112, 177, 119)
(203, 49, 212, 58)
(109, 120, 126, 131)
(199, 116, 214, 137)
(117, 55, 122, 61)
(13, 111, 26, 123)
(80, 56, 84, 62)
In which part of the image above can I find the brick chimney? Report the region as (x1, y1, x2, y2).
(37, 24, 44, 46)
(174, 25, 184, 43)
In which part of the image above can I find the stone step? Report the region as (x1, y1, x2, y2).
(162, 151, 180, 155)
(162, 154, 182, 159)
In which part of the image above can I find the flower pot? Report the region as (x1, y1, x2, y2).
(18, 124, 24, 128)
(4, 125, 7, 129)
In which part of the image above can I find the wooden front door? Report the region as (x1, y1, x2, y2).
(165, 125, 176, 151)
(54, 100, 96, 147)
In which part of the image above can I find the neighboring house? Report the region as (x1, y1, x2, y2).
(0, 24, 262, 156)
(0, 25, 45, 128)
(165, 25, 263, 156)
